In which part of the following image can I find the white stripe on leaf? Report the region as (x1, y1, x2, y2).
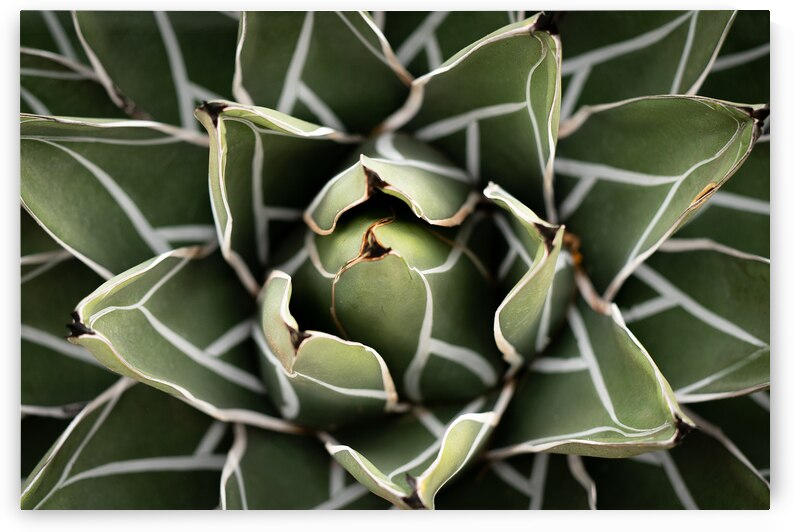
(28, 138, 171, 256)
(21, 325, 102, 367)
(278, 12, 314, 116)
(633, 264, 767, 347)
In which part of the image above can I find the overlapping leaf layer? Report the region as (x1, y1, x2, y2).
(20, 10, 769, 509)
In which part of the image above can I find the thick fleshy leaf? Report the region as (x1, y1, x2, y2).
(73, 11, 239, 129)
(582, 426, 769, 509)
(22, 213, 115, 414)
(698, 11, 769, 104)
(394, 14, 562, 219)
(435, 453, 595, 509)
(376, 11, 525, 77)
(233, 11, 410, 134)
(21, 380, 230, 509)
(21, 11, 88, 65)
(305, 132, 479, 234)
(20, 48, 125, 118)
(284, 210, 503, 404)
(618, 247, 768, 403)
(674, 137, 769, 259)
(22, 416, 71, 481)
(253, 271, 399, 429)
(68, 247, 299, 434)
(488, 300, 690, 459)
(220, 424, 389, 509)
(21, 114, 215, 280)
(687, 392, 770, 480)
(326, 384, 514, 509)
(554, 95, 763, 299)
(557, 11, 735, 122)
(485, 183, 569, 372)
(194, 100, 353, 294)
(615, 123, 769, 402)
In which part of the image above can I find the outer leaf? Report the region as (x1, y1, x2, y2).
(616, 122, 769, 402)
(698, 11, 769, 104)
(22, 380, 230, 509)
(557, 11, 735, 122)
(22, 416, 71, 481)
(20, 48, 125, 118)
(687, 392, 770, 480)
(582, 427, 768, 509)
(485, 183, 570, 373)
(674, 137, 769, 258)
(488, 300, 691, 459)
(73, 11, 239, 129)
(68, 247, 299, 434)
(234, 11, 410, 134)
(305, 132, 479, 234)
(555, 95, 762, 299)
(254, 271, 399, 429)
(21, 114, 215, 279)
(435, 453, 596, 509)
(195, 100, 353, 294)
(326, 383, 514, 509)
(618, 248, 768, 402)
(21, 11, 88, 65)
(22, 212, 115, 414)
(220, 424, 389, 509)
(377, 11, 524, 77)
(393, 14, 562, 219)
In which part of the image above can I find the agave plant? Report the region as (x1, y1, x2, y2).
(20, 10, 770, 510)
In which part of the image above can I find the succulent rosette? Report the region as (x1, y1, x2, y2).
(21, 10, 769, 510)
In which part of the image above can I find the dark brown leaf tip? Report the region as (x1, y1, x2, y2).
(66, 311, 94, 338)
(287, 324, 311, 350)
(673, 414, 695, 445)
(533, 11, 562, 35)
(198, 100, 229, 126)
(364, 166, 388, 196)
(401, 475, 426, 509)
(359, 218, 394, 261)
(534, 223, 559, 253)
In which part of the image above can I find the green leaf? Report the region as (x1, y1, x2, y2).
(73, 11, 239, 129)
(489, 299, 690, 459)
(22, 381, 230, 509)
(615, 123, 769, 402)
(582, 426, 769, 509)
(674, 138, 769, 259)
(377, 11, 525, 77)
(221, 424, 389, 509)
(69, 247, 298, 434)
(21, 114, 215, 279)
(22, 416, 71, 481)
(435, 453, 595, 509)
(396, 14, 562, 219)
(194, 101, 353, 294)
(554, 95, 761, 299)
(617, 247, 768, 402)
(305, 133, 479, 234)
(234, 12, 410, 134)
(698, 11, 769, 104)
(687, 392, 769, 479)
(558, 11, 736, 121)
(485, 183, 569, 372)
(254, 271, 399, 429)
(21, 11, 88, 65)
(288, 210, 503, 404)
(20, 48, 125, 118)
(326, 384, 514, 509)
(22, 212, 115, 413)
